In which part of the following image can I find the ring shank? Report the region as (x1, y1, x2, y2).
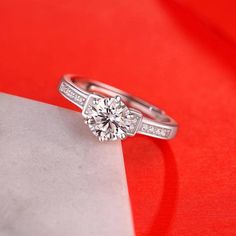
(59, 74, 178, 140)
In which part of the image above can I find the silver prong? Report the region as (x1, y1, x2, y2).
(115, 95, 121, 102)
(93, 99, 99, 105)
(98, 136, 105, 142)
(127, 114, 134, 119)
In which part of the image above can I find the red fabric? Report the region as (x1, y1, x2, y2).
(1, 0, 236, 235)
(178, 0, 236, 42)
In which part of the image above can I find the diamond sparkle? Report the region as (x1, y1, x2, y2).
(84, 96, 133, 141)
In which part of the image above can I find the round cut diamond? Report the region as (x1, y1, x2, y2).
(85, 97, 132, 141)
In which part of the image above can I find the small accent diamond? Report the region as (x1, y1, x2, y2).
(60, 82, 86, 107)
(142, 124, 148, 131)
(141, 122, 171, 138)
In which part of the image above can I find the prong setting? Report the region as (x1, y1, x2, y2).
(82, 95, 142, 141)
(115, 95, 121, 102)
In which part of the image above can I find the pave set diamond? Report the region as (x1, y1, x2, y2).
(59, 82, 86, 107)
(141, 123, 171, 138)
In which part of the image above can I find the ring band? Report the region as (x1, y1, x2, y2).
(58, 74, 178, 141)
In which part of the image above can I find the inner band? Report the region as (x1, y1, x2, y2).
(71, 76, 175, 125)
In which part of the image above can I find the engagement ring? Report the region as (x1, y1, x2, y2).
(59, 74, 178, 141)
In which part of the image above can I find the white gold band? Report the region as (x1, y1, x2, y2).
(58, 74, 178, 140)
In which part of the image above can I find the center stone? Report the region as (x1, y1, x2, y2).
(85, 96, 132, 141)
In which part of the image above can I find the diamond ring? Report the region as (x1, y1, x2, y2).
(58, 74, 178, 141)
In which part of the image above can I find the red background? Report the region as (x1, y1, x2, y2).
(1, 0, 236, 235)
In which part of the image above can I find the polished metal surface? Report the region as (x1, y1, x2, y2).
(59, 74, 178, 140)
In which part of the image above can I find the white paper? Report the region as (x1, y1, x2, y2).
(0, 93, 134, 236)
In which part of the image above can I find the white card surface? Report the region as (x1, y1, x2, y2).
(0, 93, 134, 236)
